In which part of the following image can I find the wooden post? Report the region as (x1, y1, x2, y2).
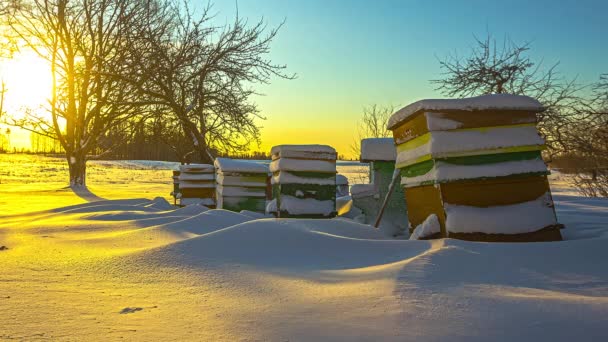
(374, 168, 401, 228)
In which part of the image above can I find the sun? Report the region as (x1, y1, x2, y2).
(0, 50, 53, 117)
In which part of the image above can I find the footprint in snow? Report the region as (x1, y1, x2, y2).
(119, 306, 157, 314)
(120, 307, 143, 314)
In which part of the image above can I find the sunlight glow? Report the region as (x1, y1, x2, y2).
(0, 50, 53, 116)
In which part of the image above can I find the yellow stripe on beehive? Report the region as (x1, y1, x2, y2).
(395, 144, 546, 169)
(396, 123, 538, 154)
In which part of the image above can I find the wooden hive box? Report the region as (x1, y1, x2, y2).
(270, 144, 337, 218)
(351, 138, 408, 236)
(387, 94, 562, 242)
(214, 158, 269, 213)
(178, 164, 216, 207)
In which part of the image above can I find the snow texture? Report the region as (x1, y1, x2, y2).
(445, 193, 558, 234)
(401, 158, 549, 187)
(396, 125, 545, 166)
(271, 144, 337, 160)
(360, 138, 397, 161)
(213, 158, 269, 174)
(269, 158, 336, 173)
(1, 155, 607, 341)
(409, 214, 441, 240)
(387, 94, 545, 129)
(179, 164, 214, 173)
(279, 195, 336, 216)
(336, 174, 349, 185)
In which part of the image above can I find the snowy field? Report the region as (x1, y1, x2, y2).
(1, 154, 607, 341)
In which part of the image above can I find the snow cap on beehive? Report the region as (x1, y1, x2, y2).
(179, 163, 214, 173)
(387, 94, 545, 130)
(214, 158, 269, 174)
(270, 144, 337, 161)
(360, 138, 396, 162)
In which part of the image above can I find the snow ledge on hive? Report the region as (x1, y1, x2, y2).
(387, 94, 545, 130)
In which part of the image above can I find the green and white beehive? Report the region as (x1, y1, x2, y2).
(270, 145, 337, 218)
(214, 158, 269, 213)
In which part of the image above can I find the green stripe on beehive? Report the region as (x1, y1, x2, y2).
(400, 160, 435, 178)
(400, 151, 543, 178)
(221, 197, 267, 212)
(274, 183, 336, 201)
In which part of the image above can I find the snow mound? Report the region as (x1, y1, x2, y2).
(59, 202, 167, 214)
(410, 214, 440, 240)
(144, 197, 174, 211)
(135, 218, 429, 271)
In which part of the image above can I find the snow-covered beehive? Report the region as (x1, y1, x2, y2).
(270, 144, 337, 218)
(178, 164, 216, 207)
(336, 174, 349, 197)
(387, 94, 562, 241)
(214, 158, 269, 212)
(351, 138, 407, 236)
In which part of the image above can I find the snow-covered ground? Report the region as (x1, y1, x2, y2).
(1, 154, 607, 341)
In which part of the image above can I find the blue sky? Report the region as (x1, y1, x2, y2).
(6, 0, 606, 156)
(200, 0, 607, 157)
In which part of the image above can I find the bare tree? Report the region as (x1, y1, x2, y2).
(432, 34, 582, 155)
(147, 107, 197, 164)
(567, 73, 608, 196)
(128, 2, 294, 164)
(8, 0, 150, 186)
(350, 104, 393, 157)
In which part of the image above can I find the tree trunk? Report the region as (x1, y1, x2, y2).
(198, 146, 213, 164)
(68, 153, 87, 187)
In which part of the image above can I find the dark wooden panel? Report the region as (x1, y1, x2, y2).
(440, 175, 550, 207)
(404, 184, 446, 236)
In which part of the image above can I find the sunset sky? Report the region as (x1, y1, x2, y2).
(2, 0, 607, 158)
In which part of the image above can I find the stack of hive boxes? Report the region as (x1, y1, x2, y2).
(387, 94, 562, 242)
(178, 164, 216, 207)
(214, 158, 269, 213)
(351, 138, 407, 236)
(270, 145, 337, 218)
